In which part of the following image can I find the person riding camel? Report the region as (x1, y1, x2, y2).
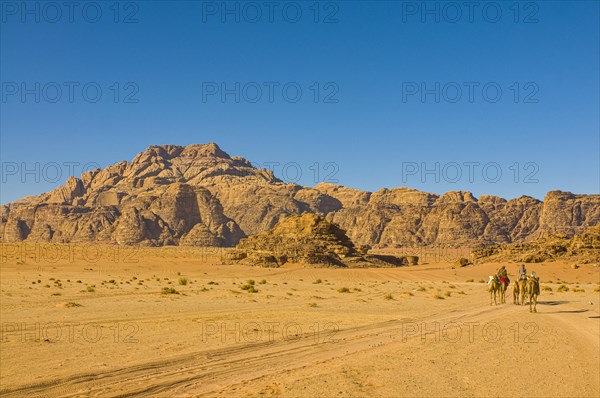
(530, 271, 538, 281)
(497, 265, 509, 286)
(518, 264, 528, 280)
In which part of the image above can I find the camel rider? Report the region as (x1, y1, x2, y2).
(518, 264, 528, 280)
(497, 265, 509, 286)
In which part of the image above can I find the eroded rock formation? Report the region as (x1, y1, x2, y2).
(1, 143, 598, 248)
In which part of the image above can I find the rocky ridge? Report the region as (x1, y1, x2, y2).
(1, 143, 599, 248)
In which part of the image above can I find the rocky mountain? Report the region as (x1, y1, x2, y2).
(1, 143, 599, 248)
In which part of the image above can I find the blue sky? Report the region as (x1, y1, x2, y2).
(1, 0, 598, 204)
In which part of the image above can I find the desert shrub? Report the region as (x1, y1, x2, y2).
(573, 288, 585, 293)
(240, 281, 258, 293)
(557, 285, 569, 292)
(444, 291, 452, 297)
(433, 294, 445, 300)
(207, 281, 218, 285)
(307, 302, 318, 308)
(161, 287, 179, 295)
(542, 286, 552, 292)
(466, 279, 474, 283)
(178, 277, 188, 286)
(384, 293, 394, 300)
(337, 287, 350, 293)
(416, 287, 426, 292)
(313, 279, 323, 284)
(86, 286, 95, 292)
(259, 279, 267, 284)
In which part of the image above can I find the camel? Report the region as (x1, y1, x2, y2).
(513, 279, 527, 305)
(488, 276, 501, 306)
(525, 277, 540, 312)
(498, 279, 508, 304)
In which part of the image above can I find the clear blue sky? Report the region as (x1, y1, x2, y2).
(1, 1, 599, 204)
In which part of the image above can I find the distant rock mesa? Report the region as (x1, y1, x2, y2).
(1, 143, 599, 248)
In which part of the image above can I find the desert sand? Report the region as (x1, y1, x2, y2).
(1, 244, 599, 397)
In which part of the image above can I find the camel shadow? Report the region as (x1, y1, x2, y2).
(538, 301, 570, 306)
(550, 309, 590, 314)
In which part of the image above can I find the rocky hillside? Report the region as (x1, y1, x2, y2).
(472, 224, 600, 263)
(1, 143, 599, 247)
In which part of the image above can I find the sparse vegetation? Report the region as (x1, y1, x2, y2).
(161, 287, 179, 295)
(433, 294, 445, 300)
(178, 277, 189, 286)
(313, 279, 323, 284)
(240, 280, 258, 293)
(542, 286, 552, 292)
(466, 279, 474, 283)
(557, 285, 569, 292)
(337, 287, 351, 293)
(384, 293, 394, 300)
(573, 288, 585, 293)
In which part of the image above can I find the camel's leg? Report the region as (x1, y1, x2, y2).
(533, 295, 537, 312)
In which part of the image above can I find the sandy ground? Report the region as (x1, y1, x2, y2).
(0, 244, 598, 397)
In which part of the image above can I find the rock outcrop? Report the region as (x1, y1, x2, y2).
(1, 143, 598, 248)
(472, 224, 600, 263)
(225, 213, 412, 267)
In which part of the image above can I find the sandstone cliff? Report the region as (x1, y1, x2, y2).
(1, 143, 598, 247)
